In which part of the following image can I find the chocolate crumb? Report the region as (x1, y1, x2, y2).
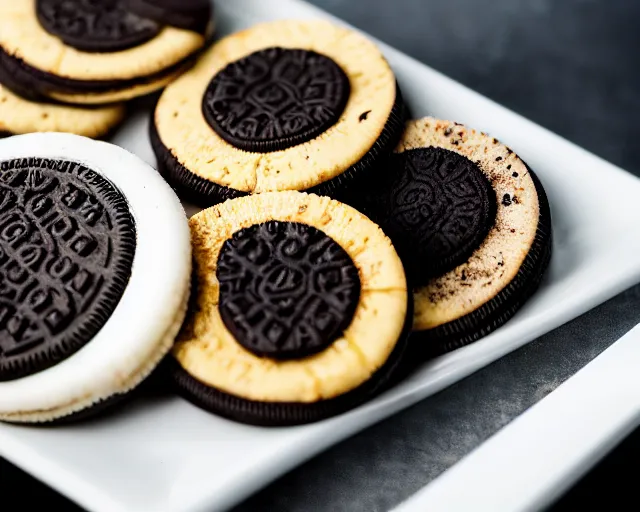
(444, 128, 453, 136)
(452, 140, 459, 145)
(493, 138, 499, 145)
(512, 171, 518, 177)
(455, 122, 463, 126)
(461, 270, 467, 281)
(502, 194, 512, 206)
(510, 228, 516, 233)
(513, 196, 520, 204)
(495, 156, 503, 161)
(359, 110, 371, 122)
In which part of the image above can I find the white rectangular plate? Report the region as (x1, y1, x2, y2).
(2, 1, 640, 511)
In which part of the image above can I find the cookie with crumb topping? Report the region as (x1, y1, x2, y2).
(353, 117, 552, 355)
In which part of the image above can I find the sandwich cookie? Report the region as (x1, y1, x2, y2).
(151, 19, 406, 206)
(0, 133, 191, 423)
(0, 83, 125, 138)
(354, 117, 552, 355)
(0, 0, 214, 105)
(170, 191, 412, 426)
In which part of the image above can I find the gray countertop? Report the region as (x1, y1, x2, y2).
(3, 0, 639, 510)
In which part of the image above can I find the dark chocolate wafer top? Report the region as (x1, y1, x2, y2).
(216, 221, 360, 360)
(203, 48, 351, 153)
(0, 157, 136, 381)
(360, 147, 497, 284)
(36, 0, 161, 53)
(128, 0, 212, 34)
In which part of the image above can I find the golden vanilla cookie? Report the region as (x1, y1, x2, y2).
(0, 0, 213, 105)
(170, 191, 412, 426)
(151, 19, 407, 206)
(0, 84, 125, 138)
(353, 117, 552, 355)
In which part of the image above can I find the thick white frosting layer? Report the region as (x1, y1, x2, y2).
(0, 133, 191, 421)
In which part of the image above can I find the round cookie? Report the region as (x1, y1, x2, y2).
(0, 0, 213, 105)
(170, 191, 412, 426)
(354, 117, 552, 355)
(0, 84, 125, 138)
(0, 133, 191, 423)
(151, 19, 407, 206)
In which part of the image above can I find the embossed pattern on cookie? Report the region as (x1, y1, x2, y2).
(384, 147, 497, 282)
(203, 48, 351, 153)
(36, 0, 161, 53)
(217, 221, 361, 360)
(0, 157, 136, 381)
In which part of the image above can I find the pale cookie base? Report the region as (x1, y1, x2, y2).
(155, 19, 397, 193)
(0, 0, 204, 81)
(48, 66, 186, 105)
(0, 84, 125, 137)
(405, 118, 540, 331)
(173, 191, 409, 403)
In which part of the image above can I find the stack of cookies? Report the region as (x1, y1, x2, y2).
(0, 13, 553, 427)
(0, 0, 213, 138)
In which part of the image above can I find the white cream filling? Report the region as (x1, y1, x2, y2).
(0, 133, 191, 420)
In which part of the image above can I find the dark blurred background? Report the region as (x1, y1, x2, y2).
(2, 0, 640, 510)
